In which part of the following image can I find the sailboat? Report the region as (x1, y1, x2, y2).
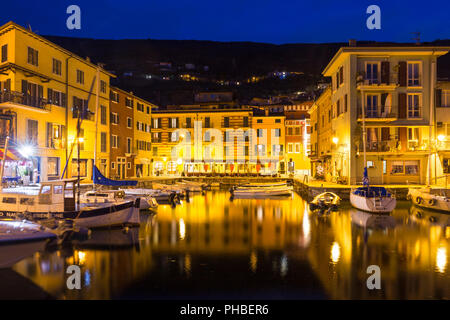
(350, 92, 396, 213)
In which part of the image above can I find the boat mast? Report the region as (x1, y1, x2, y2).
(93, 65, 100, 191)
(361, 89, 368, 185)
(0, 135, 10, 192)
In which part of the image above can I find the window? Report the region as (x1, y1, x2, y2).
(407, 94, 420, 118)
(137, 102, 144, 112)
(127, 117, 132, 128)
(275, 119, 281, 123)
(27, 119, 38, 144)
(295, 127, 300, 135)
(171, 131, 179, 142)
(256, 144, 265, 156)
(288, 143, 293, 153)
(295, 143, 301, 153)
(76, 70, 84, 84)
(405, 161, 419, 175)
(366, 95, 378, 118)
(110, 91, 119, 103)
(365, 62, 378, 84)
(1, 44, 7, 62)
(407, 62, 420, 86)
(288, 127, 293, 135)
(27, 47, 38, 66)
(100, 105, 107, 125)
(257, 129, 264, 138)
(52, 58, 62, 76)
(274, 128, 281, 137)
(111, 162, 115, 170)
(224, 117, 230, 128)
(125, 97, 133, 108)
(46, 123, 64, 148)
(152, 132, 161, 143)
(442, 90, 450, 107)
(100, 80, 107, 93)
(71, 159, 87, 177)
(243, 117, 249, 127)
(408, 127, 420, 149)
(153, 118, 159, 129)
(111, 112, 119, 125)
(47, 157, 60, 177)
(111, 135, 119, 148)
(272, 144, 283, 156)
(186, 117, 192, 128)
(204, 117, 210, 128)
(391, 161, 404, 174)
(100, 132, 107, 152)
(170, 118, 178, 128)
(257, 119, 263, 124)
(47, 89, 65, 107)
(127, 138, 132, 154)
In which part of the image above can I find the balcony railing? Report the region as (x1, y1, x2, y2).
(0, 90, 50, 111)
(361, 140, 428, 152)
(357, 106, 397, 119)
(356, 74, 399, 87)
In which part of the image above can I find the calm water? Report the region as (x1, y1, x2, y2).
(7, 191, 450, 299)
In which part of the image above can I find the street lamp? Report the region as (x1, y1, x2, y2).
(438, 134, 445, 142)
(332, 137, 339, 145)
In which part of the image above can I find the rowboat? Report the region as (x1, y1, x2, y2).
(230, 183, 293, 198)
(124, 188, 180, 206)
(309, 192, 340, 212)
(0, 220, 56, 268)
(407, 187, 450, 213)
(0, 179, 140, 229)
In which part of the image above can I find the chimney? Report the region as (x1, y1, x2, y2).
(349, 39, 357, 47)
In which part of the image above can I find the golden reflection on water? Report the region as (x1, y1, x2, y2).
(10, 191, 450, 299)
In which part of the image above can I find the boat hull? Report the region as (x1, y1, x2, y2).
(350, 193, 396, 213)
(0, 200, 140, 229)
(408, 188, 450, 213)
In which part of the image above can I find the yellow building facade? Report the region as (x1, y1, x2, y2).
(0, 21, 112, 183)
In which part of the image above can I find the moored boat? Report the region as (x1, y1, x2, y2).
(350, 186, 396, 213)
(82, 189, 158, 211)
(0, 179, 140, 229)
(0, 220, 56, 268)
(230, 183, 293, 198)
(309, 192, 341, 212)
(407, 187, 450, 213)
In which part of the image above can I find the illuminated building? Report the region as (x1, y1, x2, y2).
(319, 45, 450, 184)
(0, 21, 113, 182)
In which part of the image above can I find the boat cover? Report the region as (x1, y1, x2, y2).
(93, 165, 137, 186)
(353, 186, 390, 197)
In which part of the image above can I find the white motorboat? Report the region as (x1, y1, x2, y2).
(125, 187, 180, 205)
(0, 220, 56, 268)
(407, 187, 450, 212)
(175, 181, 203, 193)
(0, 179, 140, 229)
(82, 189, 158, 211)
(350, 186, 396, 213)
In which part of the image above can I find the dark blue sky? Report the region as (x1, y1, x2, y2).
(1, 0, 449, 44)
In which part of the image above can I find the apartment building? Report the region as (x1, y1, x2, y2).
(151, 106, 253, 175)
(321, 45, 449, 184)
(435, 81, 450, 180)
(0, 21, 113, 183)
(308, 87, 333, 180)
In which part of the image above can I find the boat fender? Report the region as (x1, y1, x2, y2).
(416, 211, 423, 219)
(429, 216, 437, 223)
(428, 199, 436, 206)
(416, 197, 423, 204)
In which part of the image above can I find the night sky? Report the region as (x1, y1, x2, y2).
(1, 0, 449, 44)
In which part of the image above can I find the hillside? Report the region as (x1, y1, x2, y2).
(43, 36, 450, 106)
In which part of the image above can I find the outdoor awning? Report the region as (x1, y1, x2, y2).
(0, 148, 20, 161)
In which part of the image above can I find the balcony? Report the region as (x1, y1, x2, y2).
(0, 91, 50, 112)
(357, 107, 397, 122)
(360, 140, 429, 153)
(356, 74, 399, 91)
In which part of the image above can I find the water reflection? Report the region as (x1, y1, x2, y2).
(9, 191, 450, 299)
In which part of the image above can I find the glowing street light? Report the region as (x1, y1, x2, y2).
(332, 137, 339, 145)
(18, 145, 33, 158)
(437, 134, 445, 142)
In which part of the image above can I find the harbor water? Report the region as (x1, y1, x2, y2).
(6, 191, 450, 299)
